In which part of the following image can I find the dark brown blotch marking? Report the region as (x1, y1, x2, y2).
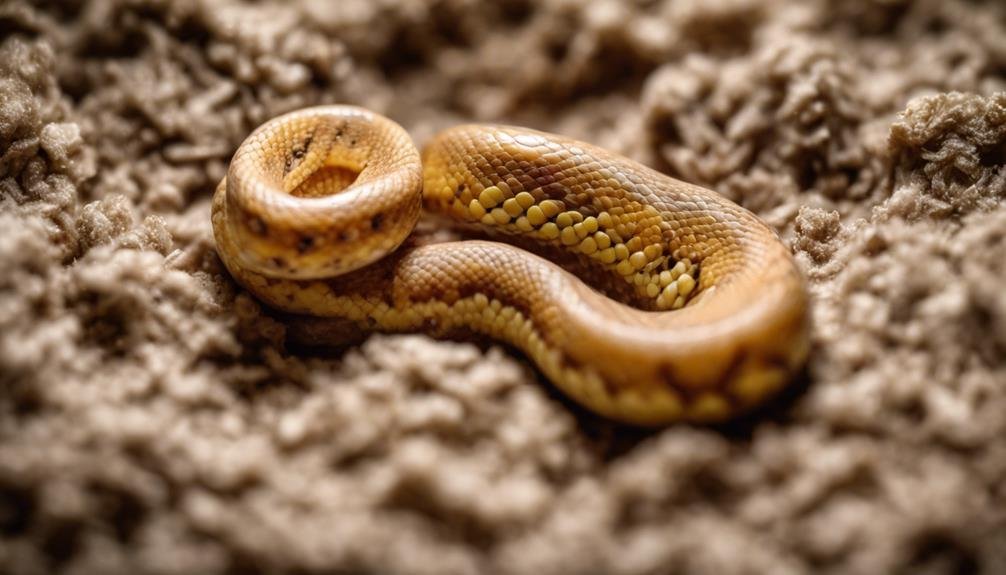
(247, 216, 267, 235)
(657, 349, 748, 412)
(271, 256, 288, 269)
(422, 317, 440, 331)
(657, 362, 695, 403)
(763, 352, 792, 370)
(543, 182, 566, 201)
(297, 235, 315, 253)
(659, 355, 728, 396)
(370, 213, 384, 231)
(600, 373, 620, 398)
(715, 352, 794, 410)
(716, 349, 749, 389)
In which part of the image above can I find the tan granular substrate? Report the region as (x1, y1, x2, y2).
(2, 1, 1005, 574)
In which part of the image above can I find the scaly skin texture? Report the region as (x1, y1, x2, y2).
(212, 105, 810, 425)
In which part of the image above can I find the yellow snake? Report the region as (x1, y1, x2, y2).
(212, 105, 809, 425)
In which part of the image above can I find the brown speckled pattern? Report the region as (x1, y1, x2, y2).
(213, 105, 810, 425)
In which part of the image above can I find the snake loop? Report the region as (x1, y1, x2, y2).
(212, 105, 810, 425)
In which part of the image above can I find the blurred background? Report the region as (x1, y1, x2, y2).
(1, 1, 1005, 574)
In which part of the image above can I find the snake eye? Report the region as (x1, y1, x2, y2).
(284, 134, 313, 175)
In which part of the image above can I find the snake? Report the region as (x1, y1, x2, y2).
(211, 105, 810, 425)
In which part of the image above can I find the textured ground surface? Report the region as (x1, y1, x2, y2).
(2, 1, 1006, 574)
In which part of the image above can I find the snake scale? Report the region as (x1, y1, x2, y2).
(212, 105, 809, 425)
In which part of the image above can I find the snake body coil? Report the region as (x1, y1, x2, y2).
(212, 106, 809, 425)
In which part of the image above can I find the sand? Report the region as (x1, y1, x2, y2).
(1, 0, 1005, 573)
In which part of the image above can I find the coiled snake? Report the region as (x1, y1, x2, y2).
(212, 105, 809, 425)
